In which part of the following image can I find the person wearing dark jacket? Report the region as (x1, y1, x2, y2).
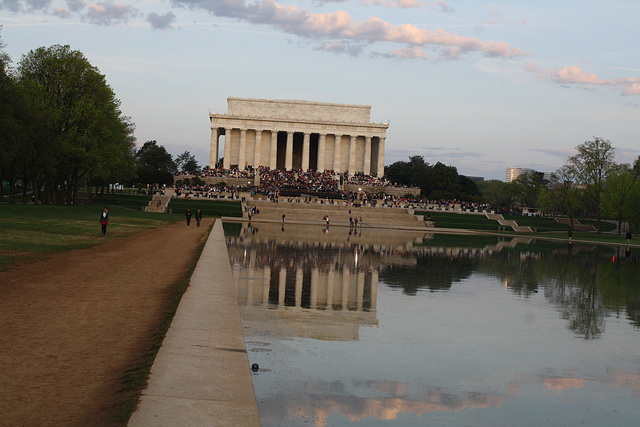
(100, 207, 109, 235)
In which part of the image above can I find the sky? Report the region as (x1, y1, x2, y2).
(2, 0, 639, 180)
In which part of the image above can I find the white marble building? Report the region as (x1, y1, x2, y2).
(209, 97, 389, 175)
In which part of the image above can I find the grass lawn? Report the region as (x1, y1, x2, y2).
(0, 203, 180, 271)
(416, 211, 501, 231)
(502, 214, 570, 232)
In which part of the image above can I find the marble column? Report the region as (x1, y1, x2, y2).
(269, 130, 278, 169)
(278, 269, 287, 309)
(238, 129, 247, 170)
(348, 135, 357, 173)
(302, 132, 310, 171)
(209, 127, 219, 168)
(317, 134, 326, 172)
(295, 269, 303, 308)
(310, 268, 319, 309)
(262, 266, 271, 306)
(333, 135, 342, 172)
(341, 268, 350, 311)
(376, 137, 386, 176)
(223, 127, 232, 169)
(363, 136, 372, 175)
(285, 131, 294, 170)
(254, 130, 262, 167)
(327, 269, 335, 310)
(357, 272, 365, 312)
(370, 271, 379, 311)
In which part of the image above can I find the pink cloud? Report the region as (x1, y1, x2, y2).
(525, 63, 640, 96)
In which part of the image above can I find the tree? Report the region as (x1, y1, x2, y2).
(538, 165, 584, 229)
(478, 179, 512, 212)
(566, 137, 616, 232)
(175, 150, 200, 173)
(601, 165, 640, 234)
(17, 44, 134, 205)
(135, 140, 176, 185)
(510, 170, 547, 209)
(633, 155, 640, 178)
(385, 156, 478, 200)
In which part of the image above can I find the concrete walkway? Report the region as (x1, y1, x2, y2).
(128, 220, 260, 426)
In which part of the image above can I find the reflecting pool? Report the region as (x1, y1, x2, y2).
(225, 223, 640, 426)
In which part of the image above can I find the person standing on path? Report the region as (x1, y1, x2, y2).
(100, 207, 109, 235)
(185, 209, 192, 227)
(195, 209, 202, 227)
(627, 231, 632, 245)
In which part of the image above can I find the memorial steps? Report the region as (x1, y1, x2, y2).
(240, 199, 428, 230)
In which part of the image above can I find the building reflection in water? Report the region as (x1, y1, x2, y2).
(226, 222, 430, 341)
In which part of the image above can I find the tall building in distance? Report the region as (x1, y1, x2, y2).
(505, 167, 534, 183)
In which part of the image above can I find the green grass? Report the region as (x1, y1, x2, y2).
(98, 193, 153, 211)
(502, 214, 571, 232)
(580, 219, 617, 232)
(416, 211, 501, 231)
(0, 203, 180, 271)
(168, 198, 242, 219)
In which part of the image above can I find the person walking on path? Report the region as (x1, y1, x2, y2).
(100, 207, 109, 235)
(195, 209, 202, 227)
(185, 209, 192, 227)
(627, 231, 632, 245)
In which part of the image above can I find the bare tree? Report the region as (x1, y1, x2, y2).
(566, 137, 615, 232)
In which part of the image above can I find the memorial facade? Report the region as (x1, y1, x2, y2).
(209, 97, 389, 175)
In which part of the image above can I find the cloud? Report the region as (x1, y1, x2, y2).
(315, 41, 364, 57)
(85, 1, 137, 25)
(53, 6, 70, 17)
(171, 0, 524, 60)
(147, 11, 177, 30)
(0, 0, 51, 12)
(361, 0, 453, 11)
(362, 0, 423, 9)
(379, 46, 427, 59)
(525, 62, 640, 96)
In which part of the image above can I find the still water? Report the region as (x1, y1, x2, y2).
(225, 223, 640, 426)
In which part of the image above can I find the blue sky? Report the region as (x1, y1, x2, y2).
(2, 0, 639, 180)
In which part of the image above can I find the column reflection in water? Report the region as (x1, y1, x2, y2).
(227, 222, 413, 340)
(226, 223, 640, 426)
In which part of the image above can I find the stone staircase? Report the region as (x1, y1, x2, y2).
(144, 194, 172, 213)
(554, 217, 596, 231)
(485, 213, 532, 232)
(243, 199, 428, 229)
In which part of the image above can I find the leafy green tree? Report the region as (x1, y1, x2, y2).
(566, 137, 616, 232)
(601, 166, 636, 234)
(510, 170, 547, 208)
(135, 140, 176, 185)
(17, 44, 133, 205)
(626, 180, 640, 234)
(633, 155, 640, 178)
(538, 165, 584, 229)
(478, 179, 512, 212)
(0, 28, 21, 203)
(385, 156, 478, 200)
(175, 150, 200, 173)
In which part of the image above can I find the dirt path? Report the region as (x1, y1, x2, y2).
(0, 218, 214, 426)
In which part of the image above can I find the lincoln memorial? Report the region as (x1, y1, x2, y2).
(209, 97, 389, 175)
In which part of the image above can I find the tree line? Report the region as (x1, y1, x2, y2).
(386, 138, 640, 233)
(0, 32, 199, 204)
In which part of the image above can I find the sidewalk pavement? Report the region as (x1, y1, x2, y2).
(128, 219, 260, 426)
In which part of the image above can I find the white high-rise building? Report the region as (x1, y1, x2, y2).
(505, 167, 533, 183)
